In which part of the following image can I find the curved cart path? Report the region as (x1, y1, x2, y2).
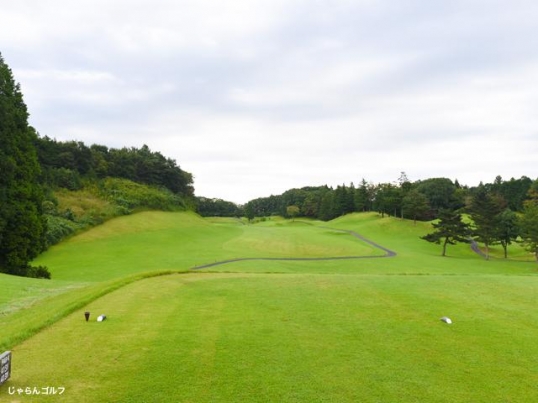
(191, 227, 396, 270)
(469, 238, 488, 259)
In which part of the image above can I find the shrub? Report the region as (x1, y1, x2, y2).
(26, 265, 51, 279)
(44, 215, 79, 246)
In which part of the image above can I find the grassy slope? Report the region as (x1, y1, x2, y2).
(33, 211, 228, 282)
(0, 274, 82, 316)
(2, 211, 538, 402)
(329, 212, 535, 274)
(32, 212, 382, 282)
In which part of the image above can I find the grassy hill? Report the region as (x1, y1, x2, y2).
(43, 177, 189, 247)
(1, 211, 537, 402)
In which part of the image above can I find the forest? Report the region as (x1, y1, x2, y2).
(35, 137, 194, 197)
(237, 175, 534, 222)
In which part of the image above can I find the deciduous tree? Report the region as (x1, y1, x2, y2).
(519, 198, 538, 262)
(286, 205, 300, 221)
(402, 189, 430, 225)
(496, 208, 519, 259)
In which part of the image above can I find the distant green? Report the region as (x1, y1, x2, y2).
(32, 212, 381, 282)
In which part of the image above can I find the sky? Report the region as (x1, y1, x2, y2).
(1, 0, 537, 204)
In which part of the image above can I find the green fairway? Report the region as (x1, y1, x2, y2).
(31, 212, 383, 282)
(1, 211, 537, 402)
(6, 273, 538, 402)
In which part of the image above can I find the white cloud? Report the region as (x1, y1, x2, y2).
(1, 0, 537, 204)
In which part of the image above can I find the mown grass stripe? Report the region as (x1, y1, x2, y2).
(0, 270, 186, 351)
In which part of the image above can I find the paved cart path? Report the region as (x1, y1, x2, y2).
(191, 226, 396, 270)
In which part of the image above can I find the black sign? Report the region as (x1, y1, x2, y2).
(0, 351, 11, 386)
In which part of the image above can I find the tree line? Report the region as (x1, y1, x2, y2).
(35, 137, 194, 197)
(421, 182, 538, 261)
(236, 174, 534, 222)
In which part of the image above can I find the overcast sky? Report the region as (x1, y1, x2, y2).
(2, 0, 537, 203)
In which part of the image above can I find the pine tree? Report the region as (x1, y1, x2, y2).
(0, 53, 47, 276)
(421, 209, 470, 257)
(468, 186, 503, 260)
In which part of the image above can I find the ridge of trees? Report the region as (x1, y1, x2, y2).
(0, 52, 195, 277)
(233, 175, 534, 222)
(35, 137, 194, 198)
